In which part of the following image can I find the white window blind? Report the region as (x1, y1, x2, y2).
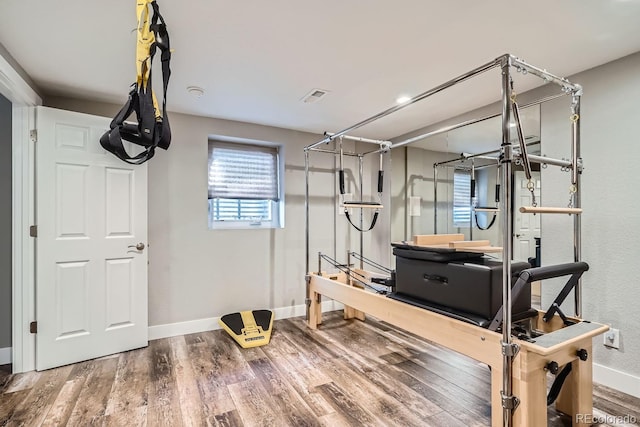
(208, 141, 279, 201)
(453, 170, 472, 227)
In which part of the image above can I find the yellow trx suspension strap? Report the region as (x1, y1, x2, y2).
(100, 0, 172, 164)
(136, 0, 160, 119)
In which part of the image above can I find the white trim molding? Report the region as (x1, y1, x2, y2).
(2, 48, 41, 373)
(11, 106, 36, 373)
(594, 363, 640, 399)
(0, 347, 11, 365)
(0, 54, 41, 106)
(149, 300, 345, 341)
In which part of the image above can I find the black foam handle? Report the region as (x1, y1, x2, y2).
(378, 170, 384, 193)
(521, 262, 589, 283)
(495, 184, 500, 203)
(471, 179, 476, 197)
(339, 170, 345, 195)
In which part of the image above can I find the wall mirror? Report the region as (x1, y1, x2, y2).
(391, 104, 542, 269)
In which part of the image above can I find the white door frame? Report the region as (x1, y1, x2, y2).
(1, 52, 42, 372)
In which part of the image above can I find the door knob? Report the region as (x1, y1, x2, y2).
(128, 242, 145, 251)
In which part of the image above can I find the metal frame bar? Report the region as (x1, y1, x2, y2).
(367, 92, 566, 155)
(308, 147, 361, 157)
(525, 154, 572, 169)
(434, 151, 572, 170)
(358, 156, 364, 269)
(303, 54, 584, 427)
(304, 57, 502, 152)
(499, 57, 516, 427)
(305, 150, 311, 321)
(512, 100, 533, 180)
(571, 94, 583, 316)
(433, 164, 439, 234)
(324, 132, 391, 145)
(510, 56, 582, 94)
(470, 160, 475, 240)
(439, 163, 498, 171)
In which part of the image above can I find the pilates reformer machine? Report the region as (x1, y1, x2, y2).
(303, 54, 608, 427)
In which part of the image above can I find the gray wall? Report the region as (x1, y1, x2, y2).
(44, 96, 389, 327)
(0, 93, 11, 349)
(539, 52, 640, 379)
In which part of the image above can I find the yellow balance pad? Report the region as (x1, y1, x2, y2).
(219, 310, 274, 348)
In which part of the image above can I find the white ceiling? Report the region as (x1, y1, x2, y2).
(1, 0, 639, 141)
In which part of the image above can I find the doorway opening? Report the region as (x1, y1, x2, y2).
(0, 93, 13, 375)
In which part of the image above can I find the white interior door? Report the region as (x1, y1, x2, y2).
(35, 106, 148, 371)
(513, 170, 541, 262)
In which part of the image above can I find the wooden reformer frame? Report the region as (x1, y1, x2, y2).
(306, 271, 607, 427)
(303, 54, 605, 426)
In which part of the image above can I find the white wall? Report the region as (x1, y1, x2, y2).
(0, 93, 11, 351)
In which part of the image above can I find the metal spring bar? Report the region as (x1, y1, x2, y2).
(317, 252, 379, 291)
(511, 89, 537, 207)
(348, 251, 393, 274)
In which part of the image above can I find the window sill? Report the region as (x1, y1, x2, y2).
(209, 221, 283, 230)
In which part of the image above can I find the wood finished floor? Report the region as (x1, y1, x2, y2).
(1, 311, 639, 426)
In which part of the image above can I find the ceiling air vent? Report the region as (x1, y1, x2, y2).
(301, 88, 329, 104)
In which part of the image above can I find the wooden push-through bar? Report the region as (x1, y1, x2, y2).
(342, 202, 383, 209)
(519, 206, 583, 214)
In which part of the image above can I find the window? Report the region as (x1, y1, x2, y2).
(453, 169, 473, 227)
(208, 140, 283, 229)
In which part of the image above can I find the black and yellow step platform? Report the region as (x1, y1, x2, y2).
(219, 310, 274, 348)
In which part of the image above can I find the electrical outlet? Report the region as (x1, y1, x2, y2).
(604, 328, 620, 349)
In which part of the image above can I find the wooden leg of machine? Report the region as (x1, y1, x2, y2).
(555, 342, 594, 426)
(512, 350, 548, 427)
(343, 305, 355, 320)
(308, 291, 320, 329)
(344, 282, 366, 321)
(343, 305, 366, 321)
(315, 294, 322, 325)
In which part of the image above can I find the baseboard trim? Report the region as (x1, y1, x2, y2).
(0, 347, 11, 365)
(148, 300, 345, 341)
(594, 363, 640, 399)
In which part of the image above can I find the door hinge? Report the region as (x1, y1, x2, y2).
(30, 129, 37, 143)
(29, 225, 37, 237)
(30, 321, 37, 334)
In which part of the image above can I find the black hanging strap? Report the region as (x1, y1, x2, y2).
(100, 0, 172, 165)
(475, 210, 497, 230)
(345, 210, 379, 232)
